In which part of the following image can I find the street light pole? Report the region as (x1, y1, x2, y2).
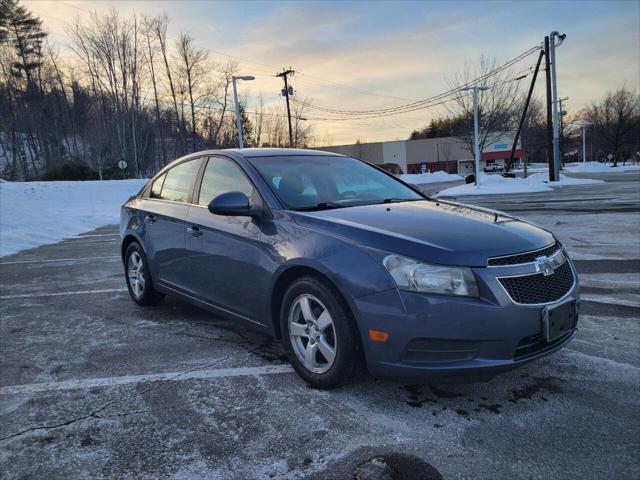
(232, 75, 255, 148)
(550, 31, 566, 180)
(462, 85, 489, 186)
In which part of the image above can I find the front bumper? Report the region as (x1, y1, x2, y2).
(352, 261, 580, 380)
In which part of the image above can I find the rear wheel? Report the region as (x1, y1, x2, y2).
(124, 242, 164, 306)
(281, 276, 357, 389)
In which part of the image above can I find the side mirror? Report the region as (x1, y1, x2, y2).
(208, 191, 253, 217)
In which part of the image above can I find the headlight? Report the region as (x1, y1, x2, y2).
(382, 254, 479, 297)
(549, 249, 567, 269)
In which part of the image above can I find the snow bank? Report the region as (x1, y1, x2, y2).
(435, 172, 604, 197)
(0, 179, 147, 256)
(528, 172, 604, 186)
(565, 162, 640, 173)
(399, 171, 463, 185)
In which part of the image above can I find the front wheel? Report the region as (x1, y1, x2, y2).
(281, 276, 358, 389)
(124, 242, 164, 306)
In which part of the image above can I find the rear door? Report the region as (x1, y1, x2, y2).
(138, 158, 202, 288)
(183, 155, 271, 323)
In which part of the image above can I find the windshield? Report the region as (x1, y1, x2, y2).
(249, 155, 423, 211)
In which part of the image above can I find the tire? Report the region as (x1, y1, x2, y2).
(124, 241, 165, 306)
(280, 276, 358, 389)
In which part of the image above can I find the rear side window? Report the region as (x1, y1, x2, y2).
(152, 159, 200, 203)
(198, 157, 254, 206)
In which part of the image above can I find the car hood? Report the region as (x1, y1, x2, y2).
(291, 200, 554, 267)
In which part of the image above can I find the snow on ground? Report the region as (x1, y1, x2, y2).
(399, 170, 463, 184)
(0, 179, 147, 256)
(434, 172, 604, 197)
(564, 161, 640, 173)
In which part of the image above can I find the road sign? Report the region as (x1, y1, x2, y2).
(118, 160, 127, 170)
(420, 161, 428, 173)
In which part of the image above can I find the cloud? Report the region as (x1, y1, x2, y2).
(24, 0, 640, 145)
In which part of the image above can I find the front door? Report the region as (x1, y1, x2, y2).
(184, 156, 271, 324)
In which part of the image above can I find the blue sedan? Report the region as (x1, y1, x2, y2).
(120, 148, 579, 389)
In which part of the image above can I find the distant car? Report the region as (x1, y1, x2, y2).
(378, 163, 404, 175)
(121, 148, 579, 389)
(484, 163, 504, 173)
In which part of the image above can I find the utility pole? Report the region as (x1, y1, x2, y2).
(550, 31, 567, 180)
(558, 96, 568, 165)
(507, 48, 545, 178)
(582, 122, 591, 163)
(544, 36, 554, 182)
(276, 68, 295, 148)
(462, 85, 489, 186)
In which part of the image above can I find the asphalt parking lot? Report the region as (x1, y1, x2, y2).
(1, 172, 639, 479)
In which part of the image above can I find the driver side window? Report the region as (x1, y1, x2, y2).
(198, 157, 254, 206)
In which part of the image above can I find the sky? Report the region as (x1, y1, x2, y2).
(24, 0, 640, 146)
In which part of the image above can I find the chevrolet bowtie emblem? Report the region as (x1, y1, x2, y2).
(535, 255, 555, 276)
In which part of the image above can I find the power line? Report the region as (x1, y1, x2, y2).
(294, 71, 419, 102)
(38, 2, 541, 117)
(32, 5, 543, 136)
(293, 44, 542, 117)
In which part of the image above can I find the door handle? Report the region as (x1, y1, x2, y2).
(187, 226, 203, 237)
(145, 214, 156, 224)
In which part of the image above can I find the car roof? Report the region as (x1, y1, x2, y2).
(155, 148, 347, 177)
(187, 148, 344, 159)
(236, 148, 344, 158)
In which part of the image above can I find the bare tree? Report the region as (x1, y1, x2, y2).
(69, 9, 149, 177)
(149, 13, 181, 154)
(446, 56, 522, 158)
(584, 87, 640, 166)
(142, 15, 166, 167)
(209, 60, 236, 147)
(1, 1, 320, 180)
(175, 32, 209, 152)
(291, 97, 313, 148)
(254, 93, 265, 147)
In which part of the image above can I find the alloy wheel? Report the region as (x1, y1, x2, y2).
(127, 251, 146, 298)
(288, 294, 337, 374)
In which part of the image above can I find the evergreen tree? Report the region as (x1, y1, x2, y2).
(0, 0, 47, 90)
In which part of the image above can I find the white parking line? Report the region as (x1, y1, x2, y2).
(0, 288, 127, 299)
(0, 364, 294, 395)
(76, 233, 120, 238)
(0, 256, 120, 265)
(59, 239, 120, 245)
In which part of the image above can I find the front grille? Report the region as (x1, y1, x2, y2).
(488, 242, 561, 266)
(499, 261, 574, 304)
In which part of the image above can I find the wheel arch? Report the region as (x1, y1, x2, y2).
(270, 264, 360, 345)
(121, 232, 144, 262)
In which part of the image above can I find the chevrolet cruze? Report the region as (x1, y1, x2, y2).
(120, 148, 579, 389)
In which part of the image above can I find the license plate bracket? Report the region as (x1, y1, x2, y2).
(542, 298, 577, 342)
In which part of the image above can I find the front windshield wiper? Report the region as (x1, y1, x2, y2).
(294, 202, 347, 212)
(371, 198, 423, 205)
